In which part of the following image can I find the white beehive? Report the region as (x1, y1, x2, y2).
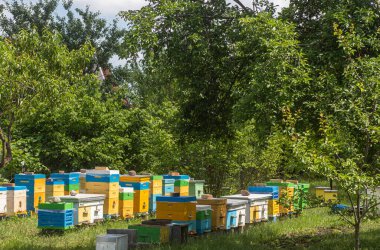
(96, 234, 128, 250)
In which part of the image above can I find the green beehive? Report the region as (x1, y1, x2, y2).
(38, 202, 74, 210)
(129, 224, 170, 244)
(174, 180, 189, 187)
(119, 192, 134, 200)
(189, 180, 205, 198)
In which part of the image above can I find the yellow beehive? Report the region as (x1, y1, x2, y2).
(120, 175, 150, 183)
(156, 202, 196, 221)
(174, 186, 189, 196)
(150, 180, 162, 188)
(197, 198, 227, 230)
(315, 186, 330, 199)
(104, 197, 119, 215)
(33, 192, 45, 211)
(119, 200, 134, 219)
(268, 199, 280, 216)
(134, 190, 149, 213)
(324, 190, 338, 203)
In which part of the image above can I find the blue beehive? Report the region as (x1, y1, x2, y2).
(120, 181, 149, 190)
(50, 172, 80, 195)
(196, 205, 212, 235)
(38, 202, 74, 230)
(15, 174, 46, 211)
(162, 179, 175, 196)
(156, 196, 196, 203)
(248, 186, 279, 199)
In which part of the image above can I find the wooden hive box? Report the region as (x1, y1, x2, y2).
(5, 186, 27, 216)
(197, 198, 227, 230)
(15, 173, 46, 211)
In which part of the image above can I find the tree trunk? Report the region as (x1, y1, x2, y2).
(329, 179, 333, 190)
(354, 223, 360, 250)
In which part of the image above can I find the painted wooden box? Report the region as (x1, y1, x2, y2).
(226, 199, 248, 228)
(197, 198, 227, 230)
(196, 205, 212, 234)
(38, 202, 74, 230)
(15, 173, 46, 211)
(189, 180, 205, 199)
(162, 179, 175, 196)
(50, 172, 80, 195)
(119, 187, 134, 219)
(96, 234, 129, 250)
(5, 186, 27, 216)
(0, 187, 7, 215)
(129, 224, 170, 244)
(46, 180, 65, 198)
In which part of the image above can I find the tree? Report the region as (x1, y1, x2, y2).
(0, 29, 94, 168)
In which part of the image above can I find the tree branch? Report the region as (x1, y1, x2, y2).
(232, 0, 253, 13)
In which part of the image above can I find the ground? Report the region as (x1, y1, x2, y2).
(0, 207, 379, 249)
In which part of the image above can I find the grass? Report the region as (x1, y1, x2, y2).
(0, 208, 379, 249)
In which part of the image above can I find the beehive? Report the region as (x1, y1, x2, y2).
(129, 224, 170, 244)
(50, 172, 80, 195)
(324, 190, 338, 203)
(197, 198, 227, 230)
(96, 234, 129, 250)
(156, 196, 197, 233)
(79, 172, 86, 193)
(0, 187, 7, 215)
(315, 186, 330, 200)
(295, 183, 310, 210)
(120, 175, 150, 214)
(38, 202, 74, 230)
(189, 180, 205, 198)
(163, 175, 190, 196)
(196, 205, 212, 234)
(162, 179, 175, 196)
(6, 186, 27, 216)
(119, 187, 134, 219)
(222, 193, 271, 223)
(266, 182, 295, 214)
(15, 173, 46, 211)
(86, 169, 120, 217)
(248, 186, 279, 218)
(45, 180, 64, 198)
(226, 199, 247, 229)
(58, 194, 105, 225)
(150, 175, 163, 212)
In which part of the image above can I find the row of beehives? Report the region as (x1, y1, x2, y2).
(0, 168, 202, 219)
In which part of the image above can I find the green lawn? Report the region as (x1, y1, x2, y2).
(0, 208, 379, 249)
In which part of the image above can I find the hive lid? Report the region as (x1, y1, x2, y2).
(227, 199, 248, 207)
(51, 172, 80, 178)
(156, 196, 196, 203)
(0, 187, 6, 191)
(222, 193, 272, 201)
(16, 173, 46, 179)
(314, 186, 330, 190)
(163, 174, 190, 180)
(196, 205, 212, 211)
(119, 187, 134, 193)
(58, 193, 106, 202)
(86, 169, 120, 175)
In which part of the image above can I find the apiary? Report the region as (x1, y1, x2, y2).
(119, 187, 134, 219)
(324, 190, 338, 203)
(189, 180, 205, 198)
(222, 193, 271, 223)
(129, 224, 170, 244)
(15, 173, 46, 211)
(46, 180, 65, 198)
(86, 168, 120, 217)
(196, 205, 212, 234)
(58, 194, 105, 225)
(156, 196, 197, 233)
(315, 186, 330, 200)
(0, 187, 7, 215)
(162, 179, 175, 196)
(96, 234, 129, 250)
(197, 197, 227, 230)
(120, 175, 150, 214)
(163, 175, 190, 196)
(226, 199, 248, 229)
(50, 172, 80, 195)
(38, 202, 74, 230)
(149, 175, 163, 212)
(5, 186, 27, 216)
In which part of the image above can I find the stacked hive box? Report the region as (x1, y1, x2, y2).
(164, 175, 190, 196)
(189, 180, 205, 198)
(45, 180, 64, 198)
(266, 181, 295, 214)
(38, 202, 74, 230)
(5, 186, 27, 216)
(197, 197, 227, 230)
(96, 234, 129, 249)
(15, 173, 46, 212)
(0, 187, 6, 216)
(162, 179, 175, 196)
(226, 199, 248, 229)
(196, 205, 212, 234)
(156, 196, 197, 233)
(315, 186, 330, 200)
(50, 172, 80, 195)
(86, 168, 120, 217)
(120, 175, 150, 214)
(119, 187, 134, 219)
(222, 193, 271, 223)
(324, 190, 338, 203)
(130, 220, 171, 244)
(248, 186, 279, 221)
(59, 194, 105, 225)
(150, 175, 163, 212)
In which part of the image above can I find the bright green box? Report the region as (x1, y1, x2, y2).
(38, 202, 74, 210)
(174, 180, 189, 187)
(119, 192, 134, 200)
(64, 183, 80, 191)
